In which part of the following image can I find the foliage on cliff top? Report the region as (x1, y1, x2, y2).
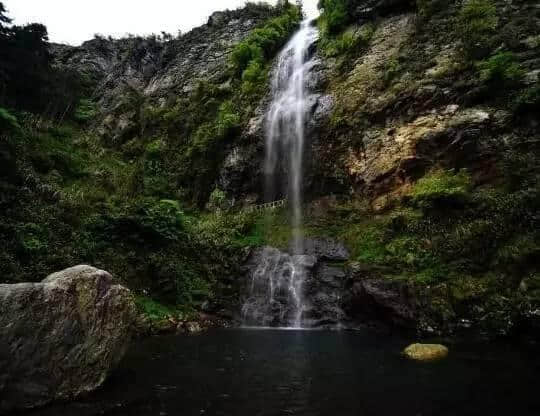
(230, 2, 301, 93)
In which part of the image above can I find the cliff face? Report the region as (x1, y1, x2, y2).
(297, 0, 540, 336)
(51, 6, 285, 144)
(311, 0, 539, 203)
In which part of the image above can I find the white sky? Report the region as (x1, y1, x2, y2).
(3, 0, 319, 46)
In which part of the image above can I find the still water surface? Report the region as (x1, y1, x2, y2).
(30, 328, 540, 416)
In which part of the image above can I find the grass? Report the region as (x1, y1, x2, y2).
(135, 295, 180, 321)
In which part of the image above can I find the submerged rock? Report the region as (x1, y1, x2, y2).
(403, 343, 449, 361)
(0, 265, 136, 413)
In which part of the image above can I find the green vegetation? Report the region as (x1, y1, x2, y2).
(477, 52, 523, 86)
(408, 169, 472, 210)
(0, 107, 20, 131)
(299, 169, 539, 288)
(382, 57, 404, 87)
(457, 0, 498, 59)
(230, 3, 301, 94)
(320, 24, 374, 58)
(135, 295, 180, 321)
(73, 99, 99, 123)
(318, 0, 352, 35)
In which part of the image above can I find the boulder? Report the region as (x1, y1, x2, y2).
(343, 263, 417, 328)
(403, 343, 449, 361)
(0, 265, 137, 413)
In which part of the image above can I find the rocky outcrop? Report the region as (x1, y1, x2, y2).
(0, 265, 136, 413)
(52, 5, 282, 143)
(353, 0, 416, 20)
(342, 262, 418, 328)
(291, 237, 350, 260)
(345, 107, 504, 198)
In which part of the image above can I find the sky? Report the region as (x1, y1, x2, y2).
(3, 0, 319, 46)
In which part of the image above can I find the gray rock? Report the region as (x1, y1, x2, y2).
(51, 5, 281, 144)
(355, 0, 415, 20)
(0, 265, 136, 413)
(291, 237, 350, 261)
(342, 264, 417, 328)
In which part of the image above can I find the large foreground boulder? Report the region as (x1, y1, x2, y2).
(0, 265, 136, 413)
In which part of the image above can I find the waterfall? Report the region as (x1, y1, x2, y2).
(242, 17, 319, 329)
(265, 17, 319, 252)
(241, 247, 315, 328)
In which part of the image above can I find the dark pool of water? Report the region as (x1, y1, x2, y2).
(29, 328, 540, 416)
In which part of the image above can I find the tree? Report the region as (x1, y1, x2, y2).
(0, 2, 11, 26)
(0, 4, 87, 118)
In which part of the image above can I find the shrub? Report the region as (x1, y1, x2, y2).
(73, 99, 98, 123)
(135, 295, 178, 321)
(477, 51, 523, 86)
(193, 210, 254, 248)
(0, 107, 20, 132)
(216, 101, 241, 137)
(230, 3, 301, 78)
(408, 169, 472, 210)
(457, 0, 498, 59)
(17, 223, 48, 254)
(382, 58, 403, 87)
(241, 60, 267, 95)
(513, 85, 540, 114)
(208, 188, 228, 211)
(321, 24, 374, 57)
(318, 0, 351, 34)
(139, 199, 186, 241)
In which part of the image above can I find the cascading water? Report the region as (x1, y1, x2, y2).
(264, 17, 318, 253)
(242, 16, 319, 329)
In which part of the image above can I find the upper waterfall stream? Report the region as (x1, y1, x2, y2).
(242, 18, 319, 329)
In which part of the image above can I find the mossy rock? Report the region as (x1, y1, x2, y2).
(403, 343, 449, 361)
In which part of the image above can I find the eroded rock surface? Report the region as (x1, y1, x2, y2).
(0, 265, 136, 413)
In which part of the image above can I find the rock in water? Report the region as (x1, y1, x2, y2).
(0, 265, 137, 412)
(403, 343, 449, 361)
